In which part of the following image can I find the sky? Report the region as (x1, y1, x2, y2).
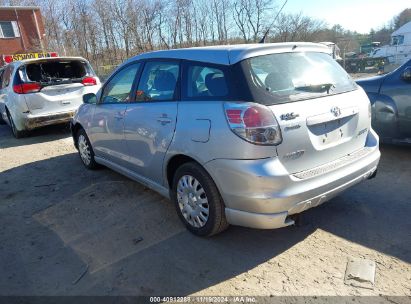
(282, 0, 411, 33)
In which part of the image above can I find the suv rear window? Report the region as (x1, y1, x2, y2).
(241, 52, 357, 105)
(22, 60, 92, 85)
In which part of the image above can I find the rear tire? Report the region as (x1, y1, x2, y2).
(76, 128, 98, 170)
(172, 162, 229, 236)
(7, 112, 26, 139)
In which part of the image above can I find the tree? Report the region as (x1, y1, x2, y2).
(393, 8, 411, 30)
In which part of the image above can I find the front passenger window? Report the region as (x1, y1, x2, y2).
(101, 63, 140, 104)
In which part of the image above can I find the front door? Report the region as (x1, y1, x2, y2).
(90, 63, 141, 166)
(123, 60, 180, 185)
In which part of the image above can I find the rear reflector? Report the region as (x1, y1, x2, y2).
(13, 83, 42, 94)
(82, 77, 97, 86)
(226, 109, 243, 124)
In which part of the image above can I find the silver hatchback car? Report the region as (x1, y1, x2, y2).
(71, 43, 380, 236)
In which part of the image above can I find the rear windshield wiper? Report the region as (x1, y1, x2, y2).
(294, 83, 336, 94)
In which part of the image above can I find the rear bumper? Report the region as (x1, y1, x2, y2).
(204, 129, 380, 229)
(22, 110, 75, 130)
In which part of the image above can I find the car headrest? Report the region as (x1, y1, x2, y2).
(264, 72, 293, 91)
(154, 70, 176, 91)
(205, 73, 227, 96)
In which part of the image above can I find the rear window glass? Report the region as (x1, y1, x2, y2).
(186, 65, 228, 98)
(24, 60, 91, 83)
(242, 52, 357, 105)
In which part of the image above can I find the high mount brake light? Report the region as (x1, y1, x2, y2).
(13, 83, 42, 94)
(224, 102, 282, 145)
(82, 77, 97, 86)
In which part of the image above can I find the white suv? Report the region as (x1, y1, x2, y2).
(0, 57, 101, 138)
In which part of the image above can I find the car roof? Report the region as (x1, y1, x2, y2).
(123, 42, 330, 66)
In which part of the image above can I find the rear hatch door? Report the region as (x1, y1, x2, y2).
(24, 83, 91, 115)
(270, 89, 370, 174)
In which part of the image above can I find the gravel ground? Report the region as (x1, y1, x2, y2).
(0, 123, 410, 299)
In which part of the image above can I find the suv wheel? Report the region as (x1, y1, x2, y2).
(172, 162, 228, 236)
(7, 112, 26, 138)
(77, 129, 98, 169)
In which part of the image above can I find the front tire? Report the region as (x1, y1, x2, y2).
(76, 128, 98, 170)
(172, 162, 228, 236)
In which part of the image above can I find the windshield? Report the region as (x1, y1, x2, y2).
(242, 52, 357, 105)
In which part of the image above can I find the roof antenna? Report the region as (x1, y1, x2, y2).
(259, 0, 288, 44)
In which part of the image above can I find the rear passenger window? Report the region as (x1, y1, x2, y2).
(186, 65, 228, 98)
(136, 62, 179, 102)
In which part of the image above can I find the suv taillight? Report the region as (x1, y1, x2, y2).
(224, 102, 282, 145)
(13, 83, 42, 94)
(82, 77, 97, 86)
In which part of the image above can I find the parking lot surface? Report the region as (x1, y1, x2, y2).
(0, 124, 410, 297)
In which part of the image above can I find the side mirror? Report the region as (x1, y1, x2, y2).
(401, 67, 411, 81)
(83, 93, 97, 104)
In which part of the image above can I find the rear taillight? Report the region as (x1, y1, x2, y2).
(82, 77, 97, 86)
(13, 83, 42, 94)
(224, 102, 282, 145)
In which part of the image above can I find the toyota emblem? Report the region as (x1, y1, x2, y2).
(331, 106, 341, 117)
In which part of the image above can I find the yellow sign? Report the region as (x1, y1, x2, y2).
(3, 52, 58, 63)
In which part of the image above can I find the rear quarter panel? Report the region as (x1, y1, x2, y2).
(165, 100, 278, 166)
